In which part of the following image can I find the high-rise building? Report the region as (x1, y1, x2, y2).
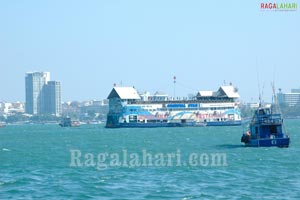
(25, 72, 50, 115)
(277, 88, 300, 107)
(25, 72, 62, 116)
(42, 81, 62, 116)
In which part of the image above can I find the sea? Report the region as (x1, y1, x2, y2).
(1, 119, 300, 200)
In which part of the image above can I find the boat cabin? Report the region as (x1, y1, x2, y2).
(250, 108, 283, 139)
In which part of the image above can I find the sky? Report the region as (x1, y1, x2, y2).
(0, 0, 299, 102)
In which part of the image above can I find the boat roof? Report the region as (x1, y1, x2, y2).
(197, 91, 213, 97)
(107, 87, 141, 100)
(197, 86, 240, 98)
(219, 86, 240, 98)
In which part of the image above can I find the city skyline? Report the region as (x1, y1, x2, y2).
(0, 1, 299, 102)
(1, 69, 299, 103)
(25, 72, 62, 116)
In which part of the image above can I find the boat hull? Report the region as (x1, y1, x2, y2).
(105, 121, 240, 128)
(206, 120, 241, 126)
(244, 138, 290, 148)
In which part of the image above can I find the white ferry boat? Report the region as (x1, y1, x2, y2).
(106, 85, 241, 128)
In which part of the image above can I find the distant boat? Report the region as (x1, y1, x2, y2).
(241, 85, 290, 147)
(59, 117, 80, 127)
(86, 120, 102, 125)
(0, 122, 6, 128)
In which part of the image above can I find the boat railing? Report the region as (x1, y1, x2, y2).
(129, 99, 236, 105)
(253, 114, 282, 125)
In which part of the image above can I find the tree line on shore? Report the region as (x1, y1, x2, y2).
(1, 103, 300, 124)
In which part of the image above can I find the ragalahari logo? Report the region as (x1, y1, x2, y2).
(260, 2, 297, 11)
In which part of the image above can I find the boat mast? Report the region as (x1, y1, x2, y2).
(271, 82, 288, 136)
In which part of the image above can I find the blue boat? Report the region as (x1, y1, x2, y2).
(241, 105, 290, 147)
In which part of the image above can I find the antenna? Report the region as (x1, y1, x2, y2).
(261, 82, 265, 105)
(173, 75, 176, 99)
(271, 66, 276, 114)
(271, 82, 278, 111)
(256, 66, 262, 106)
(256, 59, 265, 107)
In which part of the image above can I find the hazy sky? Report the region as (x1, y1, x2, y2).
(1, 0, 299, 102)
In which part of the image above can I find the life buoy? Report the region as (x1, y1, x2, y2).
(241, 132, 251, 143)
(246, 131, 251, 136)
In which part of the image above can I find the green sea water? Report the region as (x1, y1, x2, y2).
(0, 120, 300, 199)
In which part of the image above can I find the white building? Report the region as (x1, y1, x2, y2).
(277, 88, 300, 107)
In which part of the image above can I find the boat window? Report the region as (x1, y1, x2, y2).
(259, 109, 265, 115)
(270, 125, 277, 134)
